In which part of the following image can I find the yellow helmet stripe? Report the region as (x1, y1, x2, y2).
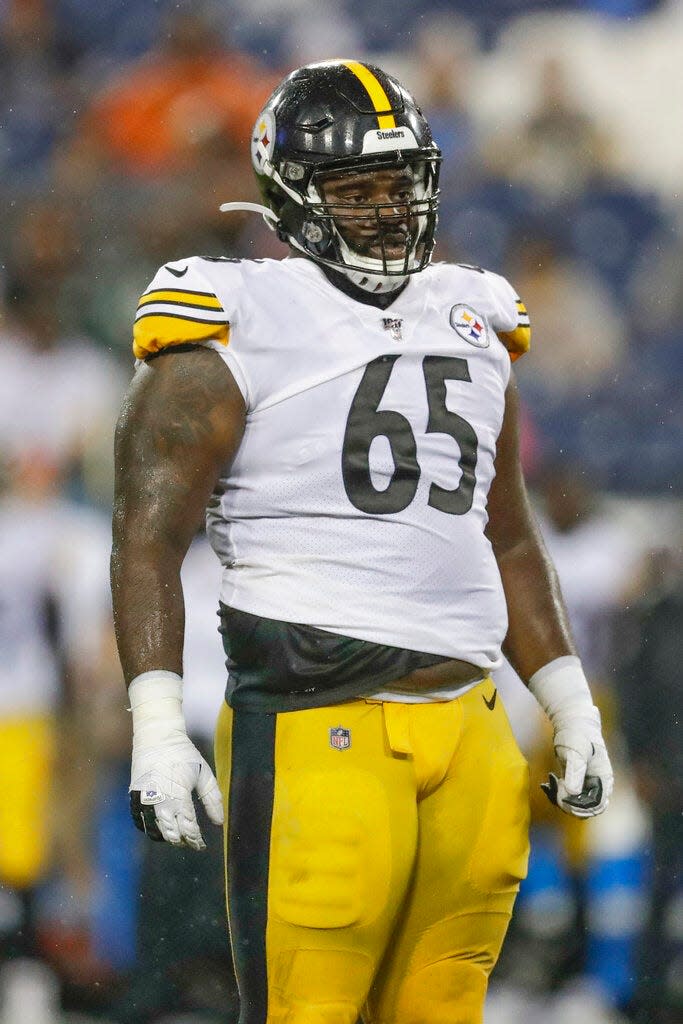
(343, 61, 396, 129)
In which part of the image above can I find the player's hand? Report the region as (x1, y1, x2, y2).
(541, 704, 613, 818)
(528, 656, 614, 819)
(128, 672, 224, 851)
(130, 731, 224, 850)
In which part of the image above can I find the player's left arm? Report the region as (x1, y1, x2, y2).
(486, 372, 613, 817)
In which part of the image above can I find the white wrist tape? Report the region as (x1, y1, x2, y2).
(527, 655, 594, 720)
(128, 670, 225, 847)
(129, 671, 186, 746)
(527, 654, 612, 817)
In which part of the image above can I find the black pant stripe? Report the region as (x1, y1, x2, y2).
(228, 709, 277, 1024)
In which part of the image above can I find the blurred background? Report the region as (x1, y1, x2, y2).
(0, 0, 681, 1022)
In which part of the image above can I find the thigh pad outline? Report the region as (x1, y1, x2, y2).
(467, 744, 530, 895)
(270, 948, 374, 1024)
(380, 957, 488, 1024)
(270, 768, 392, 930)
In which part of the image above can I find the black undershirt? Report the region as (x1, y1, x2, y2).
(219, 604, 454, 713)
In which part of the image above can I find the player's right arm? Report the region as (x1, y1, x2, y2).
(111, 347, 245, 682)
(111, 347, 245, 848)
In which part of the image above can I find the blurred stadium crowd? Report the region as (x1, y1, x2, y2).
(0, 0, 681, 1022)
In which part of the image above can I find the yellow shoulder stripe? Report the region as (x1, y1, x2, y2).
(343, 61, 396, 129)
(133, 316, 229, 360)
(138, 288, 224, 311)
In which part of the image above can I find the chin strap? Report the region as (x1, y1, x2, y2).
(286, 236, 407, 294)
(219, 201, 280, 229)
(340, 266, 408, 294)
(333, 233, 410, 293)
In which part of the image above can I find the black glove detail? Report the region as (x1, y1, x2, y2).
(540, 771, 560, 806)
(541, 772, 604, 811)
(130, 790, 165, 842)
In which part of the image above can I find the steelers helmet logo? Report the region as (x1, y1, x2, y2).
(449, 304, 489, 348)
(251, 108, 276, 170)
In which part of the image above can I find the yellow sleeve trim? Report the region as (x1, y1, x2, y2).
(133, 316, 229, 360)
(498, 325, 531, 361)
(137, 289, 224, 311)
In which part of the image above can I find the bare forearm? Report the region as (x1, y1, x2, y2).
(111, 541, 185, 685)
(498, 534, 576, 682)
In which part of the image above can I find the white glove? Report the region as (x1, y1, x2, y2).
(129, 671, 224, 851)
(528, 656, 613, 818)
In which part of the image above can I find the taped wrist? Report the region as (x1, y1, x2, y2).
(527, 655, 595, 724)
(129, 671, 186, 747)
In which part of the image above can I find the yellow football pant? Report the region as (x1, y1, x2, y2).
(0, 716, 56, 889)
(214, 680, 530, 1024)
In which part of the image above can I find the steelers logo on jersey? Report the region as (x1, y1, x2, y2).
(449, 305, 489, 348)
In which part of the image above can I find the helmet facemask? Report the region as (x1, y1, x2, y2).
(308, 156, 439, 291)
(272, 153, 440, 293)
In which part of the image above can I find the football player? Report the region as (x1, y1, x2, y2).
(111, 60, 613, 1024)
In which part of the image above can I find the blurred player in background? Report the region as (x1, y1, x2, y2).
(111, 60, 613, 1023)
(616, 547, 683, 1024)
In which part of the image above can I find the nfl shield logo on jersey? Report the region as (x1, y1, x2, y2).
(329, 726, 351, 751)
(382, 317, 403, 342)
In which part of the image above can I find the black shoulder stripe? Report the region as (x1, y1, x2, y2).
(138, 298, 225, 314)
(142, 286, 219, 299)
(135, 310, 229, 326)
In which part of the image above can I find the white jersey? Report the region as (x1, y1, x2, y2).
(180, 535, 231, 739)
(0, 496, 112, 716)
(134, 256, 530, 673)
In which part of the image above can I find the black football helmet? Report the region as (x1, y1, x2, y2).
(220, 60, 441, 293)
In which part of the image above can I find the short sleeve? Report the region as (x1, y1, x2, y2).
(485, 271, 531, 362)
(133, 258, 230, 360)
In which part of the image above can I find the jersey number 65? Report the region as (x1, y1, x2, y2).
(341, 355, 478, 516)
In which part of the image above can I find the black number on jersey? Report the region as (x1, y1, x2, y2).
(423, 356, 478, 515)
(341, 355, 478, 516)
(342, 355, 419, 514)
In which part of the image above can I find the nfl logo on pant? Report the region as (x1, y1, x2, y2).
(329, 726, 351, 750)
